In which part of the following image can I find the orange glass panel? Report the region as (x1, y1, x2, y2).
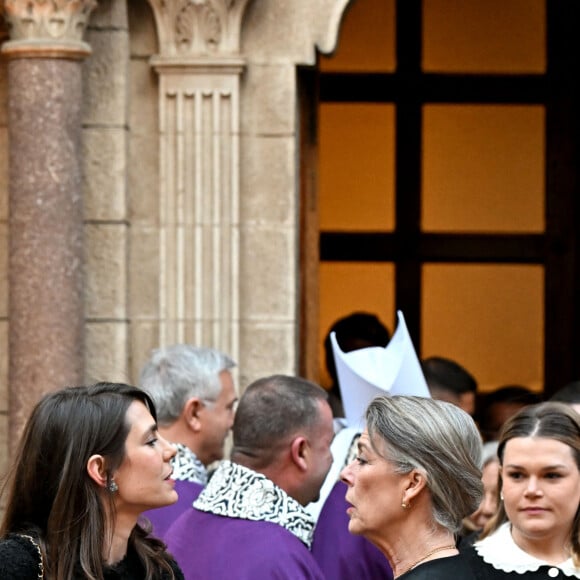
(320, 0, 395, 73)
(422, 264, 544, 393)
(319, 262, 395, 388)
(423, 0, 546, 73)
(319, 103, 395, 232)
(422, 105, 545, 233)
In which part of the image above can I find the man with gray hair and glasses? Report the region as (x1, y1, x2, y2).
(139, 344, 237, 538)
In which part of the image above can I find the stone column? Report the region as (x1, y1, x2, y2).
(1, 0, 97, 454)
(146, 0, 253, 367)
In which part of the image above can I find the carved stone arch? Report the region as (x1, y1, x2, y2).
(305, 0, 354, 63)
(143, 0, 255, 388)
(138, 0, 355, 388)
(292, 0, 356, 381)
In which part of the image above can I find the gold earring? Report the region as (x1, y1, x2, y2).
(401, 501, 409, 509)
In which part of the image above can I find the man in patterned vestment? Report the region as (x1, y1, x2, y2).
(165, 374, 334, 580)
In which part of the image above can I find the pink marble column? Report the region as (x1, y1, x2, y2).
(2, 0, 96, 455)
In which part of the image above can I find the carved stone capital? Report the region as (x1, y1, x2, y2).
(1, 0, 97, 59)
(147, 0, 253, 58)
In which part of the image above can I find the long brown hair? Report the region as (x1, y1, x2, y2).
(0, 382, 178, 580)
(481, 401, 580, 565)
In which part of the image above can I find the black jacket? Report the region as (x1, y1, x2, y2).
(0, 534, 185, 580)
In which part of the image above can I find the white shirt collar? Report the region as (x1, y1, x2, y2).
(475, 522, 580, 577)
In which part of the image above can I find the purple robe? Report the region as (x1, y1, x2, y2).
(165, 507, 325, 580)
(312, 480, 393, 579)
(143, 480, 204, 540)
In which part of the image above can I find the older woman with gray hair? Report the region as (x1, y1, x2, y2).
(340, 395, 483, 579)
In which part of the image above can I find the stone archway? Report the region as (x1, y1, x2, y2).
(134, 0, 353, 387)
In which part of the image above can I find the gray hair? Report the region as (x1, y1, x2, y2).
(138, 344, 236, 426)
(232, 375, 328, 467)
(482, 440, 499, 467)
(366, 395, 483, 534)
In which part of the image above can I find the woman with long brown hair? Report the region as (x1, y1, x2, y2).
(0, 382, 184, 579)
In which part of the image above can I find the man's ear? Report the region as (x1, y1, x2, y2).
(289, 436, 309, 472)
(183, 397, 204, 432)
(87, 454, 108, 488)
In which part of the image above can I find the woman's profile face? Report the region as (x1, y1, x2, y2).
(111, 400, 178, 517)
(501, 436, 580, 547)
(340, 430, 407, 543)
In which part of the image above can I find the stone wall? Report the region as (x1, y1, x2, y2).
(0, 0, 350, 489)
(235, 0, 349, 388)
(126, 1, 161, 383)
(83, 0, 131, 385)
(125, 0, 349, 389)
(0, 54, 8, 484)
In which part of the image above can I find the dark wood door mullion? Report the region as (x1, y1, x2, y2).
(394, 0, 423, 347)
(320, 73, 545, 104)
(318, 0, 578, 395)
(544, 0, 580, 395)
(321, 233, 546, 264)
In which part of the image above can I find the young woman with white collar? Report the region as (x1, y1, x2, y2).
(462, 401, 580, 579)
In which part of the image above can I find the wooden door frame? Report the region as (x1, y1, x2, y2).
(306, 0, 580, 396)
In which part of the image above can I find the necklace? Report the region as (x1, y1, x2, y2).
(396, 544, 457, 577)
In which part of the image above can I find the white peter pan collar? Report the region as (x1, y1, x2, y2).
(475, 522, 580, 577)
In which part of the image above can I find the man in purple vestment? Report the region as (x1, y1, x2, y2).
(139, 345, 238, 538)
(165, 375, 334, 580)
